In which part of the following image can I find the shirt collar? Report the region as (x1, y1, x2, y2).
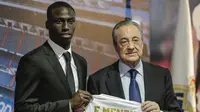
(119, 59, 144, 78)
(48, 39, 72, 58)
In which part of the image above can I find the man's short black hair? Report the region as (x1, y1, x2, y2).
(47, 1, 75, 20)
(112, 19, 143, 46)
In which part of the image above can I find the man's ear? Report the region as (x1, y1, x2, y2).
(45, 20, 49, 30)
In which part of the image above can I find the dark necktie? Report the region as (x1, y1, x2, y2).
(129, 69, 141, 102)
(63, 52, 75, 94)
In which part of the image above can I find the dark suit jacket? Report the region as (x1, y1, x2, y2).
(87, 61, 181, 112)
(15, 42, 87, 112)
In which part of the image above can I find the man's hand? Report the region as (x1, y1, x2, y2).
(141, 101, 160, 112)
(71, 90, 92, 110)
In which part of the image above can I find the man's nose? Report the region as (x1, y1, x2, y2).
(127, 42, 135, 49)
(62, 22, 69, 31)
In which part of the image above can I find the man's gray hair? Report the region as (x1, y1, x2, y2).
(112, 19, 143, 46)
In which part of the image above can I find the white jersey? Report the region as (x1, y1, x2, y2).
(85, 94, 142, 112)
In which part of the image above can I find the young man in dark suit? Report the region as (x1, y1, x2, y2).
(15, 1, 91, 112)
(87, 20, 181, 112)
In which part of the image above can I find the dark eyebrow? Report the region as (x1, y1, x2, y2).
(132, 36, 139, 39)
(67, 17, 76, 20)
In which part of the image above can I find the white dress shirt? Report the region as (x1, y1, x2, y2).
(119, 60, 145, 103)
(48, 39, 79, 92)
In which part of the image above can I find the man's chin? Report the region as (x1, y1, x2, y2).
(59, 37, 72, 44)
(126, 57, 140, 63)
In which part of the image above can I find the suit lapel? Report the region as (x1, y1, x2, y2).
(72, 53, 84, 90)
(143, 61, 154, 101)
(42, 42, 72, 95)
(105, 61, 125, 99)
